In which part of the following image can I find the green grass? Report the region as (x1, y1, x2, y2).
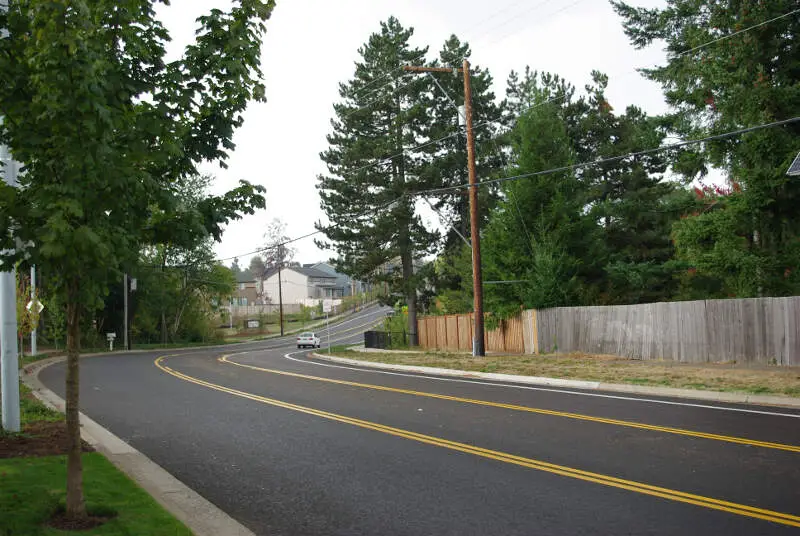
(19, 384, 63, 425)
(0, 453, 192, 535)
(18, 354, 55, 369)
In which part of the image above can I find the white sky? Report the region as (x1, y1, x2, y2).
(156, 0, 669, 267)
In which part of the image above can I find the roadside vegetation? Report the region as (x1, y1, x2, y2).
(331, 350, 800, 398)
(0, 381, 191, 534)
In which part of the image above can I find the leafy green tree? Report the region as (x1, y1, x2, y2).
(317, 17, 437, 344)
(0, 0, 273, 520)
(613, 0, 800, 296)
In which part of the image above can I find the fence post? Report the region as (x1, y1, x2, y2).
(532, 309, 539, 355)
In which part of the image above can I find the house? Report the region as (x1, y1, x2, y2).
(260, 265, 344, 305)
(304, 262, 369, 296)
(232, 269, 258, 306)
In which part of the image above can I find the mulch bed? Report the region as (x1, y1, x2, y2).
(0, 421, 94, 458)
(47, 512, 115, 531)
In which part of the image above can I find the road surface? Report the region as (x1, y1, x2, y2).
(40, 305, 800, 535)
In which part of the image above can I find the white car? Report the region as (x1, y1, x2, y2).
(296, 332, 321, 349)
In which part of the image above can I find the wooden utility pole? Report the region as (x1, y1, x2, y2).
(402, 60, 486, 356)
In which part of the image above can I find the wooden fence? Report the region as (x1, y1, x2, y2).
(418, 297, 800, 365)
(417, 313, 524, 353)
(535, 297, 800, 365)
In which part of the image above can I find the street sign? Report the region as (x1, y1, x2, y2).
(788, 151, 800, 176)
(322, 299, 334, 313)
(26, 299, 44, 313)
(130, 278, 137, 291)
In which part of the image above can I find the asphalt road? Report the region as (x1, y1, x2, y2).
(40, 305, 800, 535)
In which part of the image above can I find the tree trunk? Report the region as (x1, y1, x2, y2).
(65, 278, 86, 519)
(401, 246, 418, 347)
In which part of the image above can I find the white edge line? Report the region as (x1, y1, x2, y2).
(272, 352, 800, 419)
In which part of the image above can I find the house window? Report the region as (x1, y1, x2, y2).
(239, 283, 245, 290)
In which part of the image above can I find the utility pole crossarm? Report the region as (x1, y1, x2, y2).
(402, 65, 462, 74)
(401, 59, 486, 357)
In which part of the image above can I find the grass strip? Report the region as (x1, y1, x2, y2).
(332, 351, 800, 398)
(0, 453, 192, 535)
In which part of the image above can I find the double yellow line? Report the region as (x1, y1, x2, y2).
(220, 354, 800, 454)
(155, 355, 800, 528)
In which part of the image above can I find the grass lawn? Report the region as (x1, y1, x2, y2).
(1, 378, 192, 535)
(0, 452, 192, 535)
(331, 350, 800, 398)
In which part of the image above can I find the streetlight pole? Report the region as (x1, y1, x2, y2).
(0, 122, 21, 431)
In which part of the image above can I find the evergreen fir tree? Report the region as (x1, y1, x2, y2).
(613, 0, 800, 296)
(317, 17, 435, 343)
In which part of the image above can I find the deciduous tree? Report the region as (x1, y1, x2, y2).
(0, 0, 273, 519)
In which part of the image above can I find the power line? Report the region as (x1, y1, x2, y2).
(222, 8, 800, 268)
(215, 230, 322, 263)
(215, 196, 407, 265)
(673, 8, 800, 59)
(218, 117, 798, 269)
(350, 49, 429, 100)
(342, 74, 418, 119)
(346, 4, 800, 178)
(414, 117, 800, 196)
(469, 0, 562, 45)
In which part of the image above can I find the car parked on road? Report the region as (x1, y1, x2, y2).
(297, 332, 321, 349)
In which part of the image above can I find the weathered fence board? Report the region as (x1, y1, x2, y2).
(534, 297, 800, 365)
(419, 296, 799, 364)
(417, 313, 524, 354)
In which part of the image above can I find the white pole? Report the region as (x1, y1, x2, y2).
(123, 273, 128, 350)
(327, 312, 331, 354)
(30, 265, 36, 356)
(0, 120, 20, 432)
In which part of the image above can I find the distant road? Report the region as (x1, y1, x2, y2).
(41, 304, 800, 535)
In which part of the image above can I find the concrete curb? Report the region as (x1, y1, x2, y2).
(311, 353, 800, 409)
(21, 356, 255, 536)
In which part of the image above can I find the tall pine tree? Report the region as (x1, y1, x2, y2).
(317, 17, 435, 343)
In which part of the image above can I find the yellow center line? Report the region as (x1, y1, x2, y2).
(154, 355, 800, 528)
(217, 354, 800, 454)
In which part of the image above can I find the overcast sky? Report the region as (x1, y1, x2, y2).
(156, 0, 668, 267)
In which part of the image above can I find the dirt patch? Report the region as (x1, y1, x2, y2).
(0, 421, 94, 458)
(47, 511, 115, 531)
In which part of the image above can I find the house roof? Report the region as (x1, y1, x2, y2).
(262, 265, 336, 280)
(294, 266, 336, 279)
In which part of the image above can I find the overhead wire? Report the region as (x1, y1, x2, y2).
(218, 7, 799, 266)
(413, 117, 800, 197)
(338, 5, 800, 181)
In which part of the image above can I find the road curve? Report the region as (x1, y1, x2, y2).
(40, 305, 800, 535)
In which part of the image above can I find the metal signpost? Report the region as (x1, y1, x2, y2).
(323, 299, 333, 353)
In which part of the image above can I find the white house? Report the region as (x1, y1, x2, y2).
(260, 265, 343, 305)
